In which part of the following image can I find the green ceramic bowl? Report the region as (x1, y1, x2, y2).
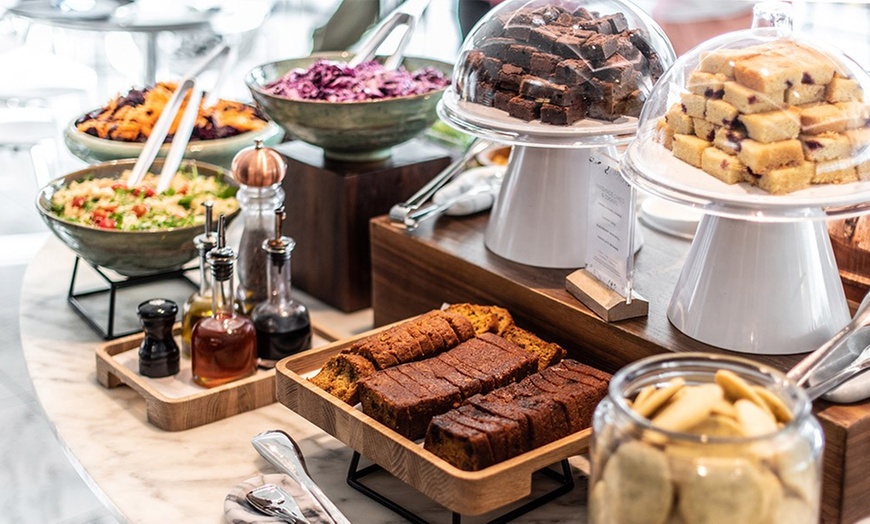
(36, 159, 240, 277)
(63, 116, 284, 169)
(245, 52, 452, 161)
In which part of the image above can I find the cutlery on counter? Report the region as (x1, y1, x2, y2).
(246, 483, 309, 523)
(252, 430, 350, 524)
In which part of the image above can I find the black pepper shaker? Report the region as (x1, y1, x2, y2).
(137, 299, 180, 378)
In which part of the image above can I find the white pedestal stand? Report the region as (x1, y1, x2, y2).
(485, 146, 593, 268)
(669, 214, 849, 354)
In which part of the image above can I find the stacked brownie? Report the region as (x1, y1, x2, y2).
(424, 359, 611, 471)
(357, 333, 539, 440)
(461, 5, 663, 125)
(659, 40, 870, 194)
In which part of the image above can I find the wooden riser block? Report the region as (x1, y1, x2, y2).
(277, 139, 451, 312)
(369, 213, 870, 524)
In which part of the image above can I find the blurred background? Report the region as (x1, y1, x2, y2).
(0, 0, 868, 522)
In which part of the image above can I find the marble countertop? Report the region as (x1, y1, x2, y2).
(19, 237, 589, 523)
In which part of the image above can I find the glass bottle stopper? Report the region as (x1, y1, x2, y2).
(207, 215, 235, 282)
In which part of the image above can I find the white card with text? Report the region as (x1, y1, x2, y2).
(585, 149, 636, 300)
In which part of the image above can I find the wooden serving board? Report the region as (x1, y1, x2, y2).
(274, 329, 593, 517)
(96, 324, 332, 431)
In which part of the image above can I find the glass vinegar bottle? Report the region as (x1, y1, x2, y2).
(191, 215, 257, 388)
(251, 206, 311, 368)
(181, 202, 217, 358)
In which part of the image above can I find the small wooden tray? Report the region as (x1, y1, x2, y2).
(274, 328, 593, 517)
(96, 325, 332, 431)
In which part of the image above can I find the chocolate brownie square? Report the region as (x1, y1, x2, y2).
(593, 54, 635, 85)
(528, 26, 560, 53)
(555, 58, 593, 85)
(580, 33, 619, 61)
(480, 56, 503, 81)
(508, 96, 542, 121)
(550, 85, 585, 107)
(480, 37, 514, 60)
(529, 52, 561, 77)
(551, 12, 575, 27)
(554, 34, 591, 59)
(497, 64, 524, 92)
(464, 50, 484, 73)
(541, 103, 586, 125)
(531, 5, 564, 24)
(586, 75, 635, 101)
(505, 24, 532, 41)
(604, 13, 629, 33)
(627, 29, 655, 57)
(519, 76, 556, 99)
(472, 80, 495, 107)
(506, 44, 536, 69)
(646, 52, 664, 80)
(579, 17, 612, 34)
(494, 90, 513, 111)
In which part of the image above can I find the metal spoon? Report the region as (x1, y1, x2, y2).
(246, 483, 309, 523)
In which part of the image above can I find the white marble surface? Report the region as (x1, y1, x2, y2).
(19, 237, 590, 523)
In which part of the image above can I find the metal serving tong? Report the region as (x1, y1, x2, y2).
(252, 430, 350, 524)
(126, 42, 233, 193)
(787, 297, 870, 388)
(347, 0, 431, 70)
(389, 139, 492, 228)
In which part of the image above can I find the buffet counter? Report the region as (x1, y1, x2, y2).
(18, 236, 588, 523)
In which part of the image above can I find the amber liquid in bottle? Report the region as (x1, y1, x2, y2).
(182, 202, 216, 358)
(191, 219, 257, 388)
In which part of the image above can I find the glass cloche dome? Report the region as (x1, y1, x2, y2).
(440, 0, 676, 145)
(621, 2, 870, 216)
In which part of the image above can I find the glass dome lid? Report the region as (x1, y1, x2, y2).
(440, 0, 675, 146)
(622, 2, 870, 217)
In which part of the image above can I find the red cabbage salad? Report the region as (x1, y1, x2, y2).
(263, 59, 450, 102)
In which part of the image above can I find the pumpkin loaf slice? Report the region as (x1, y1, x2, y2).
(425, 411, 496, 471)
(501, 324, 566, 371)
(444, 303, 500, 335)
(308, 353, 377, 405)
(440, 310, 477, 341)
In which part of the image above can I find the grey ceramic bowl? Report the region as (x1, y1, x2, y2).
(64, 116, 284, 169)
(245, 52, 452, 161)
(36, 159, 240, 277)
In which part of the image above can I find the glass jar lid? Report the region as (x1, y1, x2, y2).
(439, 0, 675, 147)
(622, 2, 870, 219)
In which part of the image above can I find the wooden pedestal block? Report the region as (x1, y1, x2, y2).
(276, 140, 451, 312)
(370, 213, 870, 524)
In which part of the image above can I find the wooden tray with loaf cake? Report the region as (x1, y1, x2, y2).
(275, 303, 610, 516)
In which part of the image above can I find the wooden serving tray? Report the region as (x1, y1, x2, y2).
(96, 325, 332, 431)
(274, 328, 593, 517)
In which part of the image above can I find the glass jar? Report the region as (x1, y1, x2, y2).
(589, 353, 823, 524)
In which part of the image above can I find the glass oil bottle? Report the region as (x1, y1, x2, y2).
(191, 214, 257, 387)
(251, 206, 311, 368)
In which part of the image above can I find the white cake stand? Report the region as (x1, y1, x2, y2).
(438, 91, 642, 268)
(622, 139, 870, 355)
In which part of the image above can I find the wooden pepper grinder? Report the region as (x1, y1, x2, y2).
(231, 139, 288, 314)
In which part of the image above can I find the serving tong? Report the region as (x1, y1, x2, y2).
(251, 429, 350, 524)
(789, 293, 870, 401)
(347, 0, 431, 70)
(126, 42, 234, 193)
(389, 139, 492, 229)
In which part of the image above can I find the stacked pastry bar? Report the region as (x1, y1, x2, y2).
(425, 359, 610, 471)
(461, 5, 663, 124)
(357, 333, 539, 440)
(659, 40, 870, 194)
